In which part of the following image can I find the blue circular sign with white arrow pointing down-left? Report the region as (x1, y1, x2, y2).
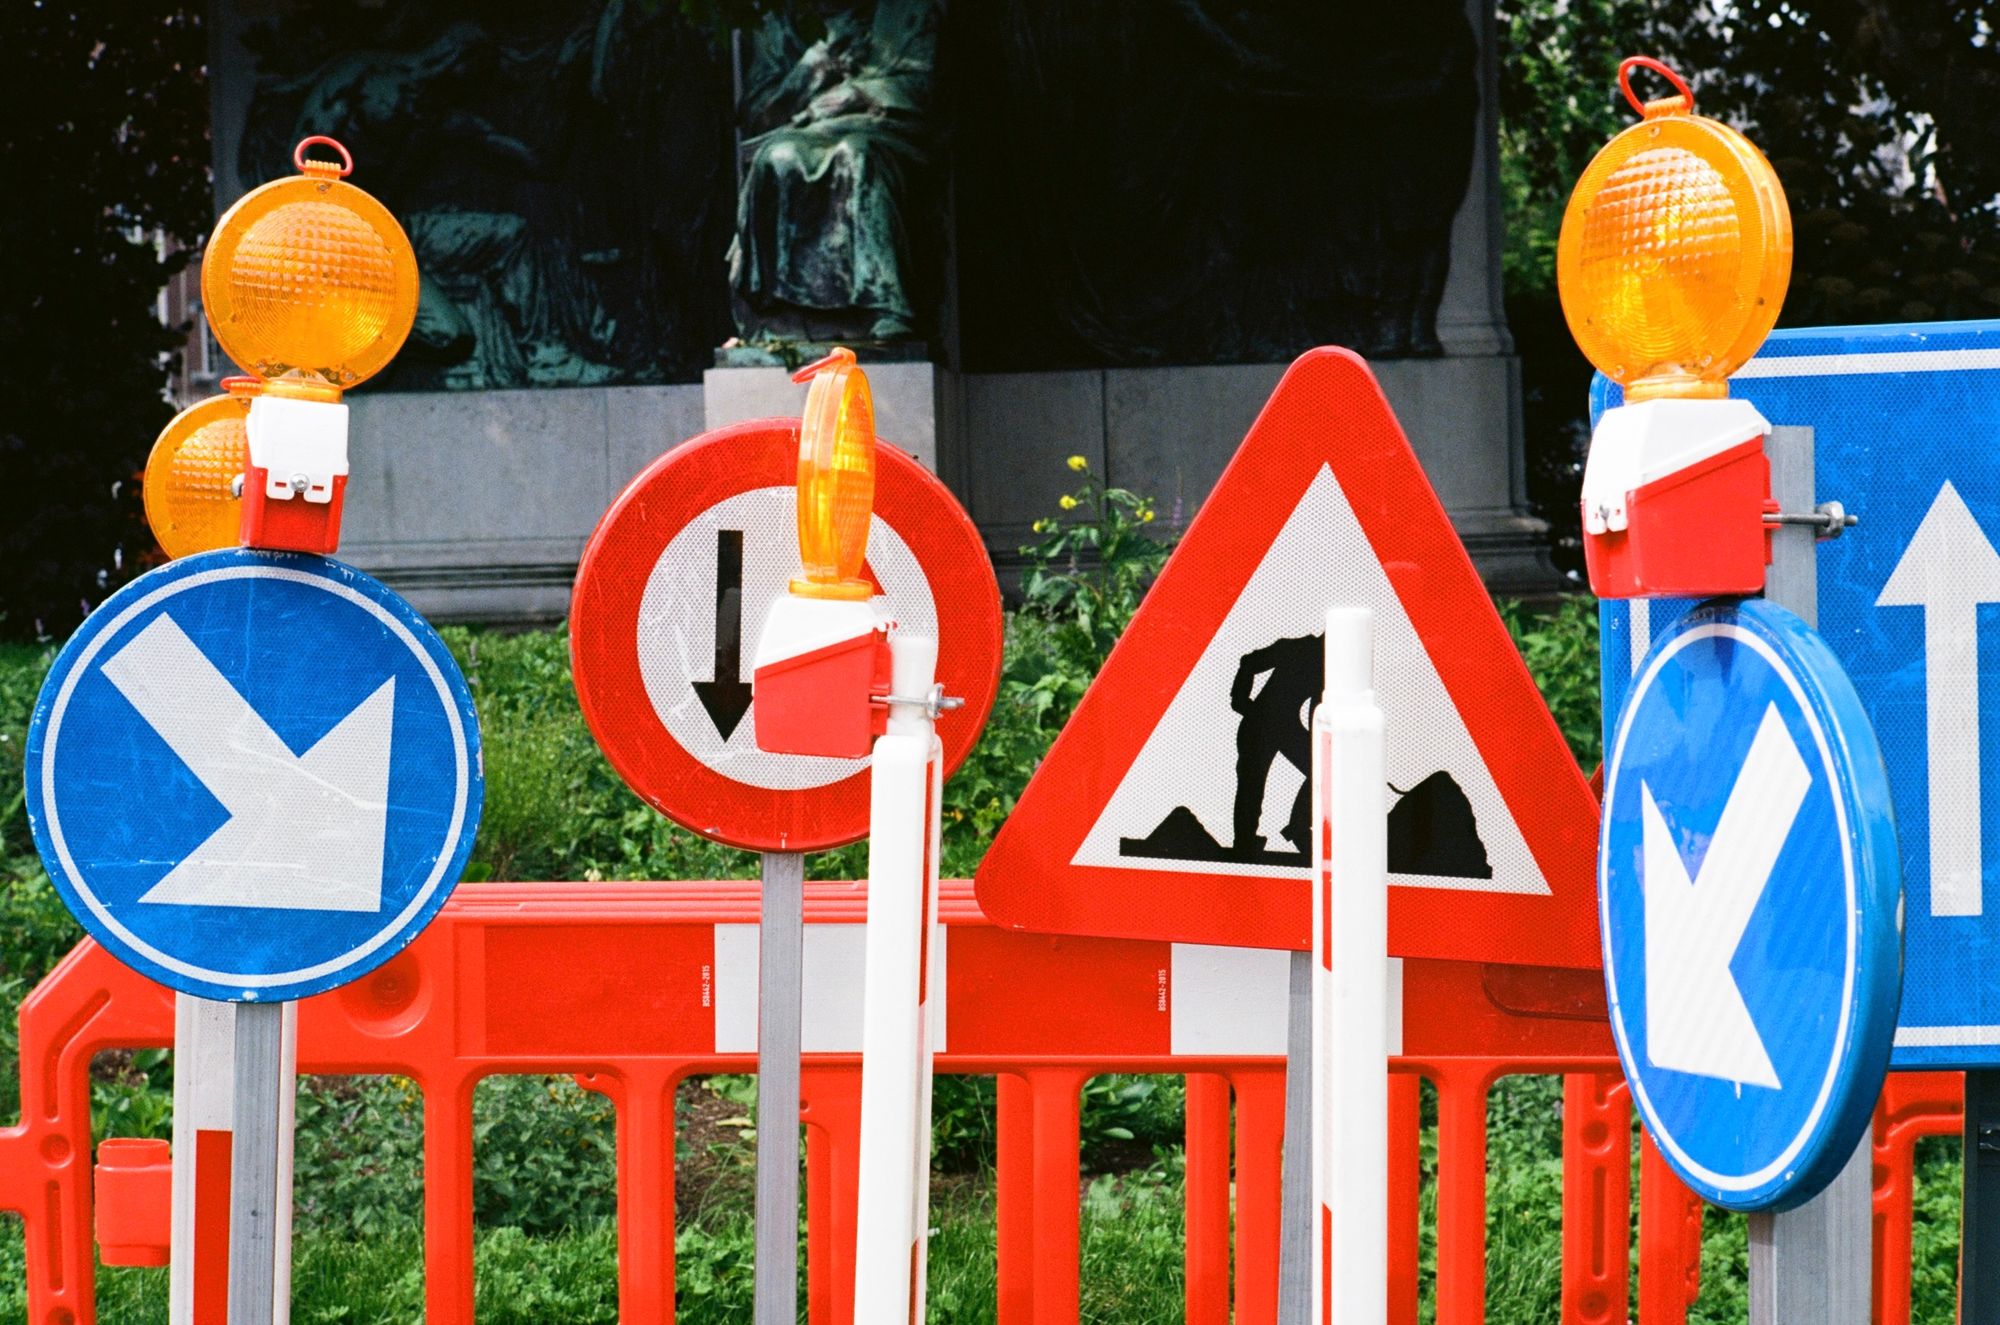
(1603, 598, 1901, 1212)
(24, 548, 483, 1003)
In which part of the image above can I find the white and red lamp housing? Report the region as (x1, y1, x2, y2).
(751, 594, 894, 759)
(1580, 396, 1776, 599)
(241, 392, 350, 556)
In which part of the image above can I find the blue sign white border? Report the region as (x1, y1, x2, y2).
(1601, 599, 1902, 1211)
(26, 550, 483, 1002)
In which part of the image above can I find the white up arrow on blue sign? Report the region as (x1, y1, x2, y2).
(25, 548, 483, 1003)
(1602, 599, 1901, 1212)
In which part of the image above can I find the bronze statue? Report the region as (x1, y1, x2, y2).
(235, 1, 733, 389)
(728, 0, 940, 345)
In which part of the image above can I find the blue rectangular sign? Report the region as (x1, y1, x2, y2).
(1597, 319, 2000, 1069)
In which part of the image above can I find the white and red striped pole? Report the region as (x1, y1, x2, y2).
(170, 995, 297, 1325)
(851, 632, 946, 1324)
(1312, 606, 1388, 1325)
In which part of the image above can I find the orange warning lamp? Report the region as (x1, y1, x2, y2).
(1558, 58, 1792, 402)
(203, 137, 418, 393)
(1562, 58, 1789, 600)
(201, 137, 418, 556)
(751, 347, 893, 758)
(791, 348, 878, 599)
(141, 377, 258, 560)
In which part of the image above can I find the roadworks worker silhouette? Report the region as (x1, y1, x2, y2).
(1230, 631, 1324, 854)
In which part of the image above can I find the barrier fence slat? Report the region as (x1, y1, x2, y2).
(1434, 1069, 1491, 1325)
(593, 1064, 679, 1323)
(1234, 1069, 1287, 1323)
(0, 881, 1982, 1325)
(1028, 1070, 1087, 1325)
(1637, 1131, 1704, 1325)
(994, 1072, 1033, 1325)
(1560, 1072, 1631, 1325)
(422, 1073, 478, 1324)
(1387, 1072, 1422, 1325)
(1184, 1072, 1232, 1325)
(803, 1065, 863, 1325)
(1870, 1071, 1964, 1325)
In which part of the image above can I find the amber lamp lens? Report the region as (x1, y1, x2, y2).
(144, 394, 252, 559)
(1557, 105, 1791, 401)
(792, 349, 877, 601)
(202, 158, 418, 391)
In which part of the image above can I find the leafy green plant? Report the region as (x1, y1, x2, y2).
(672, 1214, 758, 1321)
(472, 1075, 619, 1235)
(1014, 458, 1173, 710)
(291, 1076, 426, 1237)
(1079, 1075, 1185, 1169)
(90, 1049, 175, 1142)
(1497, 596, 1602, 770)
(937, 459, 1173, 876)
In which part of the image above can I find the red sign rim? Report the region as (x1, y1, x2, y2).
(571, 419, 1001, 853)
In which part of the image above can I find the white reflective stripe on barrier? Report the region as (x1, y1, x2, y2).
(1170, 944, 1291, 1056)
(714, 922, 953, 1055)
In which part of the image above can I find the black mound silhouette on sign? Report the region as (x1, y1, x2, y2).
(1121, 804, 1308, 867)
(1117, 632, 1491, 879)
(1120, 771, 1492, 878)
(1385, 771, 1492, 879)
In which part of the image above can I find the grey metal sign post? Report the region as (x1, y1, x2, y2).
(1278, 949, 1313, 1324)
(1743, 426, 1871, 1325)
(754, 850, 806, 1324)
(228, 1002, 286, 1325)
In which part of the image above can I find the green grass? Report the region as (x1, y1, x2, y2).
(2, 1175, 1187, 1325)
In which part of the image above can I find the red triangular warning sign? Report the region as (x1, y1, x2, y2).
(975, 349, 1600, 968)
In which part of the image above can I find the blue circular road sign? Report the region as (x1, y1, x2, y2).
(25, 549, 483, 1003)
(1602, 598, 1900, 1211)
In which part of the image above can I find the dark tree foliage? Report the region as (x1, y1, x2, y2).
(1501, 1, 2000, 578)
(0, 5, 210, 638)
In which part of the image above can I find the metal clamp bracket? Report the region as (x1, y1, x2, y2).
(870, 683, 965, 720)
(1763, 500, 1857, 540)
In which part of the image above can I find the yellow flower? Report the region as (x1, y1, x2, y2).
(1032, 518, 1051, 533)
(1141, 508, 1155, 523)
(1066, 454, 1088, 472)
(1059, 494, 1079, 510)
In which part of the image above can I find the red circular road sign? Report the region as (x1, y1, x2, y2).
(572, 419, 1002, 852)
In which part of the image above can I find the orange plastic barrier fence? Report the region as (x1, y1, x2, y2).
(0, 881, 1964, 1323)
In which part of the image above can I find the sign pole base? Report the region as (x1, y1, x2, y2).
(753, 850, 805, 1324)
(1746, 1139, 1870, 1324)
(1278, 949, 1312, 1325)
(227, 1001, 286, 1325)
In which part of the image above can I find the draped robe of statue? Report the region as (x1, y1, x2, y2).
(728, 0, 938, 343)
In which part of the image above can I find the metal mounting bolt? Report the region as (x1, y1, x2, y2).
(1762, 500, 1857, 540)
(871, 683, 966, 720)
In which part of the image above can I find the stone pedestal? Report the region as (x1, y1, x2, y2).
(337, 384, 705, 622)
(949, 354, 1547, 597)
(702, 361, 946, 472)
